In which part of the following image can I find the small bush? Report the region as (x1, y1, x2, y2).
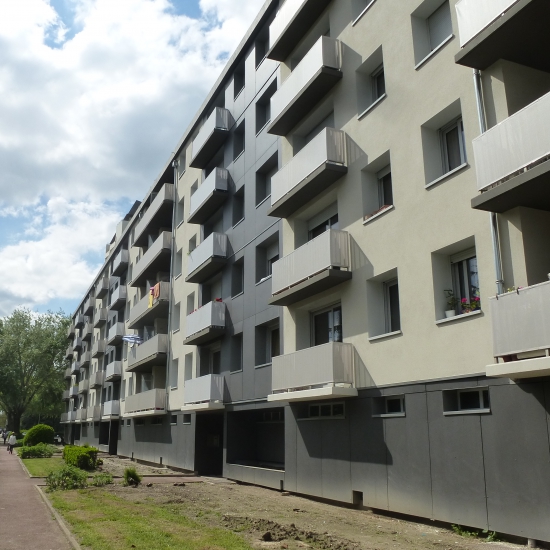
(18, 443, 55, 458)
(123, 467, 142, 487)
(91, 473, 113, 487)
(63, 445, 98, 470)
(23, 424, 54, 447)
(46, 465, 88, 492)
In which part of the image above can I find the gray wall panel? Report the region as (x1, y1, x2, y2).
(284, 405, 297, 492)
(321, 417, 352, 503)
(295, 418, 323, 498)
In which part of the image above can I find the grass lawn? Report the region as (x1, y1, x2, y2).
(50, 488, 253, 550)
(23, 457, 64, 477)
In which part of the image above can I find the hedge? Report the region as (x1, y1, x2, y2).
(23, 424, 54, 447)
(62, 445, 98, 470)
(18, 443, 55, 458)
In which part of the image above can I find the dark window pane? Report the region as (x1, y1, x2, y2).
(314, 311, 330, 345)
(386, 397, 403, 414)
(459, 390, 481, 410)
(445, 126, 462, 171)
(309, 405, 319, 417)
(375, 71, 385, 98)
(332, 403, 344, 416)
(320, 404, 332, 417)
(381, 173, 393, 206)
(482, 390, 490, 409)
(271, 328, 280, 359)
(389, 284, 401, 331)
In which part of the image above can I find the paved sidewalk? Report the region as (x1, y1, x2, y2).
(0, 445, 71, 549)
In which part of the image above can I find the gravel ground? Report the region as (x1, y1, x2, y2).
(98, 455, 185, 477)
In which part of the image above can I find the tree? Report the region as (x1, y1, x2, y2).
(0, 309, 69, 434)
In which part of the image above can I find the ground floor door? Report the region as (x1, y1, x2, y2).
(109, 420, 119, 455)
(194, 412, 224, 476)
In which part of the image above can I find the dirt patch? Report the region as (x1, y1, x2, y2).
(98, 455, 180, 477)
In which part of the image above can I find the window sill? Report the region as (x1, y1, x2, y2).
(372, 412, 406, 418)
(170, 386, 178, 391)
(230, 369, 243, 375)
(414, 34, 454, 70)
(232, 217, 244, 229)
(255, 362, 272, 369)
(435, 310, 481, 325)
(234, 87, 245, 102)
(256, 195, 271, 209)
(172, 328, 180, 334)
(233, 151, 245, 164)
(256, 121, 271, 136)
(443, 409, 491, 416)
(368, 330, 402, 342)
(178, 170, 186, 180)
(352, 0, 377, 26)
(357, 93, 387, 121)
(256, 275, 272, 286)
(363, 204, 394, 225)
(174, 273, 182, 280)
(425, 163, 468, 189)
(232, 291, 244, 299)
(177, 220, 184, 229)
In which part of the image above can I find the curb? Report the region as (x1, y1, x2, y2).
(35, 486, 82, 550)
(16, 455, 32, 478)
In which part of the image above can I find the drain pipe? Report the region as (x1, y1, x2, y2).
(473, 69, 504, 295)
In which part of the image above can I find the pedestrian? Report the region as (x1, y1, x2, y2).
(2, 430, 6, 446)
(7, 432, 16, 454)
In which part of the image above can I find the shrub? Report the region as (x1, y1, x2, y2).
(91, 473, 113, 487)
(18, 443, 55, 458)
(63, 445, 98, 470)
(46, 465, 88, 492)
(123, 467, 142, 487)
(23, 424, 54, 447)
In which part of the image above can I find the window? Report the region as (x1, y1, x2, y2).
(184, 353, 193, 382)
(377, 166, 393, 209)
(170, 415, 178, 425)
(186, 292, 195, 315)
(427, 2, 452, 51)
(256, 152, 278, 206)
(372, 395, 406, 417)
(169, 357, 179, 388)
(151, 417, 163, 425)
(176, 198, 184, 226)
(385, 395, 404, 414)
(443, 387, 490, 414)
(256, 80, 277, 133)
(255, 323, 280, 366)
(450, 249, 480, 314)
(309, 402, 344, 418)
(412, 0, 453, 67)
(312, 305, 342, 346)
(351, 0, 377, 21)
(178, 150, 186, 178)
(231, 333, 243, 372)
(233, 121, 245, 161)
(234, 65, 245, 99)
(232, 186, 245, 226)
(182, 414, 191, 424)
(135, 418, 145, 426)
(256, 235, 279, 283)
(188, 235, 197, 254)
(126, 419, 131, 426)
(309, 213, 338, 241)
(255, 32, 268, 67)
(356, 46, 385, 116)
(174, 249, 183, 278)
(384, 279, 401, 332)
(199, 344, 221, 376)
(440, 118, 466, 174)
(172, 303, 181, 332)
(371, 64, 385, 101)
(231, 260, 244, 297)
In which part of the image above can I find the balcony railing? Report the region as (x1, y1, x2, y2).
(72, 337, 82, 352)
(65, 345, 73, 360)
(62, 389, 70, 400)
(269, 128, 347, 218)
(184, 301, 226, 345)
(126, 334, 169, 372)
(134, 183, 174, 247)
(92, 339, 106, 357)
(89, 370, 104, 388)
(190, 108, 232, 168)
(80, 351, 91, 368)
(64, 367, 72, 379)
(112, 249, 129, 276)
(105, 361, 122, 381)
(473, 90, 550, 192)
(70, 360, 79, 374)
(131, 231, 172, 287)
(83, 295, 94, 316)
(107, 322, 125, 345)
(78, 379, 89, 394)
(124, 388, 166, 416)
(61, 411, 76, 423)
(109, 284, 127, 310)
(269, 342, 357, 401)
(76, 408, 87, 422)
(86, 405, 101, 422)
(95, 276, 109, 299)
(188, 168, 229, 224)
(456, 0, 518, 47)
(81, 322, 93, 342)
(67, 323, 75, 339)
(102, 400, 120, 417)
(74, 314, 84, 328)
(186, 233, 228, 283)
(183, 374, 225, 409)
(270, 230, 351, 306)
(268, 0, 333, 61)
(94, 308, 107, 327)
(268, 36, 342, 135)
(128, 282, 170, 329)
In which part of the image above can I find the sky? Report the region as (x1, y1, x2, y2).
(0, 0, 266, 317)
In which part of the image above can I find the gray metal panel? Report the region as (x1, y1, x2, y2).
(321, 417, 352, 503)
(426, 391, 488, 528)
(481, 382, 550, 541)
(295, 417, 323, 498)
(254, 364, 272, 399)
(385, 392, 432, 518)
(284, 405, 298, 493)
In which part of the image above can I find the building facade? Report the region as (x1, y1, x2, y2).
(61, 0, 550, 543)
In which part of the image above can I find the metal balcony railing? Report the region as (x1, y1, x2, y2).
(102, 400, 120, 417)
(112, 249, 129, 276)
(78, 379, 89, 393)
(185, 301, 226, 339)
(186, 233, 228, 282)
(131, 232, 171, 286)
(94, 308, 108, 327)
(190, 108, 231, 168)
(188, 168, 229, 224)
(126, 334, 169, 371)
(107, 322, 125, 344)
(92, 339, 106, 357)
(86, 405, 101, 422)
(133, 183, 174, 246)
(89, 371, 104, 388)
(124, 389, 166, 415)
(184, 374, 224, 405)
(105, 361, 122, 381)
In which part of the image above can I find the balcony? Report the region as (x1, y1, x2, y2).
(183, 301, 226, 346)
(65, 345, 73, 361)
(188, 168, 229, 225)
(76, 408, 88, 423)
(70, 360, 79, 375)
(80, 351, 91, 369)
(107, 322, 125, 345)
(186, 233, 228, 283)
(127, 282, 169, 330)
(182, 374, 225, 411)
(72, 337, 82, 352)
(130, 231, 172, 287)
(105, 361, 122, 381)
(486, 281, 550, 378)
(74, 314, 84, 328)
(471, 90, 550, 213)
(61, 411, 76, 423)
(89, 370, 104, 388)
(268, 342, 357, 402)
(455, 0, 550, 73)
(268, 128, 347, 218)
(78, 379, 89, 394)
(111, 249, 128, 277)
(94, 308, 107, 328)
(189, 107, 232, 168)
(124, 388, 166, 417)
(126, 334, 169, 372)
(267, 37, 342, 136)
(102, 400, 120, 418)
(95, 277, 109, 299)
(270, 230, 352, 306)
(108, 284, 127, 310)
(69, 385, 78, 398)
(81, 322, 93, 342)
(133, 184, 174, 247)
(64, 367, 72, 379)
(86, 405, 101, 422)
(92, 339, 106, 358)
(267, 0, 333, 62)
(67, 323, 75, 339)
(62, 389, 70, 401)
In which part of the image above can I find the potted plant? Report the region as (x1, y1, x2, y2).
(444, 290, 458, 318)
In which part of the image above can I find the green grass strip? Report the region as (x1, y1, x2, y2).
(22, 457, 64, 477)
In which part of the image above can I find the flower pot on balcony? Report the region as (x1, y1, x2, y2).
(445, 310, 456, 318)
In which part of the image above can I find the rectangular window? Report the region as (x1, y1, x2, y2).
(233, 122, 245, 161)
(186, 292, 195, 316)
(412, 0, 452, 66)
(182, 414, 191, 424)
(309, 402, 345, 418)
(234, 68, 245, 99)
(170, 415, 178, 425)
(371, 64, 385, 101)
(126, 419, 131, 426)
(377, 165, 393, 208)
(174, 249, 183, 278)
(151, 417, 163, 425)
(309, 214, 339, 241)
(372, 395, 406, 417)
(231, 333, 243, 372)
(256, 153, 278, 206)
(440, 118, 466, 173)
(384, 279, 401, 332)
(169, 358, 179, 389)
(256, 80, 277, 133)
(231, 260, 244, 297)
(176, 198, 184, 226)
(443, 387, 490, 414)
(450, 249, 480, 314)
(135, 418, 145, 426)
(427, 1, 452, 51)
(172, 303, 181, 332)
(184, 353, 193, 382)
(232, 186, 245, 226)
(313, 305, 342, 346)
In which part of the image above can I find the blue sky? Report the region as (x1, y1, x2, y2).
(0, 0, 265, 316)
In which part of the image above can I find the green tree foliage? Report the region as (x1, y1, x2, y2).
(0, 309, 69, 435)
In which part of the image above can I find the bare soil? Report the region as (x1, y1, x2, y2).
(104, 478, 524, 550)
(98, 455, 179, 477)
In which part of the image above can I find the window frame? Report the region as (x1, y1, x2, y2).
(383, 278, 401, 333)
(440, 117, 466, 174)
(371, 63, 385, 102)
(311, 303, 343, 346)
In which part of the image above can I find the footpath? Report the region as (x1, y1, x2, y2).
(0, 443, 71, 550)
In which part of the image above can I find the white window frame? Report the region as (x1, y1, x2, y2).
(311, 303, 343, 346)
(377, 165, 392, 208)
(383, 278, 400, 333)
(457, 388, 489, 412)
(385, 395, 405, 414)
(440, 117, 466, 174)
(371, 63, 385, 101)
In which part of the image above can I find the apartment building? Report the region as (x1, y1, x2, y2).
(61, 0, 550, 543)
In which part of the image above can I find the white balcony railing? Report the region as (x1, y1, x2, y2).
(271, 36, 341, 123)
(69, 385, 78, 397)
(269, 0, 308, 50)
(272, 230, 350, 295)
(272, 342, 355, 393)
(124, 389, 166, 415)
(89, 370, 104, 387)
(271, 128, 347, 206)
(189, 168, 229, 220)
(473, 90, 550, 192)
(76, 408, 87, 422)
(185, 301, 226, 339)
(78, 379, 89, 393)
(112, 249, 129, 274)
(184, 374, 224, 405)
(61, 411, 76, 423)
(187, 233, 228, 276)
(127, 334, 169, 369)
(102, 400, 120, 416)
(86, 405, 101, 421)
(92, 339, 106, 357)
(94, 308, 107, 327)
(105, 361, 122, 380)
(456, 0, 518, 47)
(80, 351, 91, 366)
(191, 108, 231, 162)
